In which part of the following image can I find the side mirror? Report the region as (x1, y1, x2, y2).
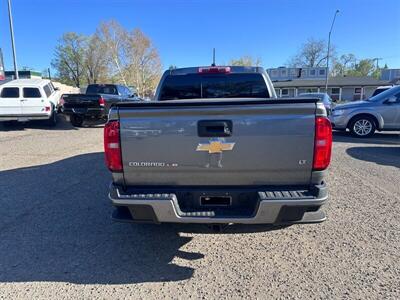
(54, 87, 60, 91)
(385, 96, 397, 104)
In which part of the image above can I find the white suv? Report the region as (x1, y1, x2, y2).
(0, 79, 61, 126)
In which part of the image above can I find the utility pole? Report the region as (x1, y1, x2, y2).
(7, 0, 19, 79)
(325, 9, 340, 92)
(212, 48, 216, 66)
(373, 58, 382, 69)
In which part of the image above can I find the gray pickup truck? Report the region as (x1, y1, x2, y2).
(105, 66, 332, 225)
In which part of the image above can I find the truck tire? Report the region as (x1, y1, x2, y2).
(46, 106, 57, 127)
(70, 114, 84, 127)
(349, 115, 376, 138)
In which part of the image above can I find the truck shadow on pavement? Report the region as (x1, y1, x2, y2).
(0, 115, 105, 131)
(0, 153, 199, 284)
(0, 115, 77, 131)
(333, 131, 400, 145)
(346, 146, 400, 168)
(0, 152, 288, 285)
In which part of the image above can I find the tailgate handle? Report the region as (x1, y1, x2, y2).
(198, 120, 232, 137)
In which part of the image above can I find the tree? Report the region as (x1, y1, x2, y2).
(229, 55, 262, 66)
(371, 68, 381, 79)
(84, 35, 108, 84)
(332, 55, 385, 78)
(96, 20, 129, 85)
(287, 38, 336, 68)
(52, 20, 163, 95)
(347, 59, 375, 77)
(52, 32, 86, 87)
(125, 28, 162, 97)
(96, 20, 162, 97)
(332, 53, 357, 76)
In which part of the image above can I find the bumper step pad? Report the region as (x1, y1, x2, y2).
(259, 190, 315, 200)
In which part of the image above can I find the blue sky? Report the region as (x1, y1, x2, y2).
(1, 0, 399, 73)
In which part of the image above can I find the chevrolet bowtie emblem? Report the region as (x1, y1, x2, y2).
(196, 140, 235, 154)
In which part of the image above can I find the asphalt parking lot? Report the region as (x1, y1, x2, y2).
(0, 117, 399, 299)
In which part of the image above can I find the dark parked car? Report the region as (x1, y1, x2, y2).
(61, 84, 140, 127)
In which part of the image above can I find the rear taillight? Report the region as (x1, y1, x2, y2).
(198, 66, 231, 74)
(99, 97, 106, 107)
(313, 116, 332, 171)
(104, 120, 122, 172)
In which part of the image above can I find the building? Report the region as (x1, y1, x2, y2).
(380, 68, 400, 81)
(267, 66, 396, 101)
(267, 67, 327, 81)
(273, 77, 392, 101)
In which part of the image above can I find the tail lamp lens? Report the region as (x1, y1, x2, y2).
(313, 116, 332, 170)
(104, 121, 122, 172)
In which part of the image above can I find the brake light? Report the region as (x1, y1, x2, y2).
(99, 97, 106, 107)
(45, 106, 51, 112)
(104, 121, 122, 172)
(198, 66, 231, 74)
(313, 117, 332, 170)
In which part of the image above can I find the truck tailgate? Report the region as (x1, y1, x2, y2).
(118, 99, 316, 186)
(62, 94, 101, 108)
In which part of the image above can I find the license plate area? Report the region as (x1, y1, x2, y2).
(72, 108, 87, 114)
(200, 196, 232, 206)
(176, 189, 259, 217)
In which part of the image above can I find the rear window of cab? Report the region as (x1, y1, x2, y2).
(159, 73, 269, 100)
(86, 84, 118, 95)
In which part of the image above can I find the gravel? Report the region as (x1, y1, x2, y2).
(0, 117, 399, 299)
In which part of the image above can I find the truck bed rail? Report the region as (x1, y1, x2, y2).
(114, 98, 319, 108)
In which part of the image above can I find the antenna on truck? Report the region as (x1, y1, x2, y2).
(211, 48, 216, 66)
